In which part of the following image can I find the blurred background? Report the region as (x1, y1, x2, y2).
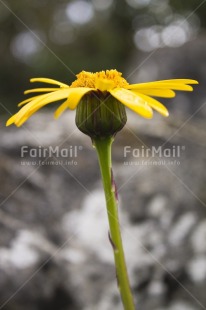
(0, 0, 206, 309)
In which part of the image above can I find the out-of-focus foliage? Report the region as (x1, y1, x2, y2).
(0, 0, 205, 111)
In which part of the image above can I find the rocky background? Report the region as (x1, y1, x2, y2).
(1, 49, 206, 308)
(1, 0, 206, 309)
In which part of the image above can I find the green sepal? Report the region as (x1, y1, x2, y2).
(75, 92, 127, 138)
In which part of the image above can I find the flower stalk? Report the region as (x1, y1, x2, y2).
(93, 137, 135, 310)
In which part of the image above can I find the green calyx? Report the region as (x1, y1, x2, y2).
(75, 92, 127, 138)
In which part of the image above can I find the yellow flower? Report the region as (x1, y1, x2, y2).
(6, 69, 198, 127)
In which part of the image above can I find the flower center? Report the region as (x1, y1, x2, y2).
(70, 69, 129, 92)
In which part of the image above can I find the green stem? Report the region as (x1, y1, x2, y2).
(93, 137, 135, 310)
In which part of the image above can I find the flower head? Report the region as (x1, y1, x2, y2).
(7, 69, 198, 127)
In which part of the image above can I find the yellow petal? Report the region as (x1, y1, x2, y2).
(18, 95, 43, 107)
(61, 87, 94, 110)
(135, 88, 175, 98)
(129, 82, 194, 91)
(15, 88, 93, 126)
(95, 78, 115, 92)
(133, 92, 169, 117)
(54, 88, 95, 118)
(15, 106, 41, 127)
(110, 88, 153, 118)
(6, 114, 17, 126)
(54, 100, 69, 119)
(24, 88, 61, 95)
(30, 78, 69, 88)
(128, 79, 198, 89)
(150, 79, 199, 84)
(15, 89, 71, 125)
